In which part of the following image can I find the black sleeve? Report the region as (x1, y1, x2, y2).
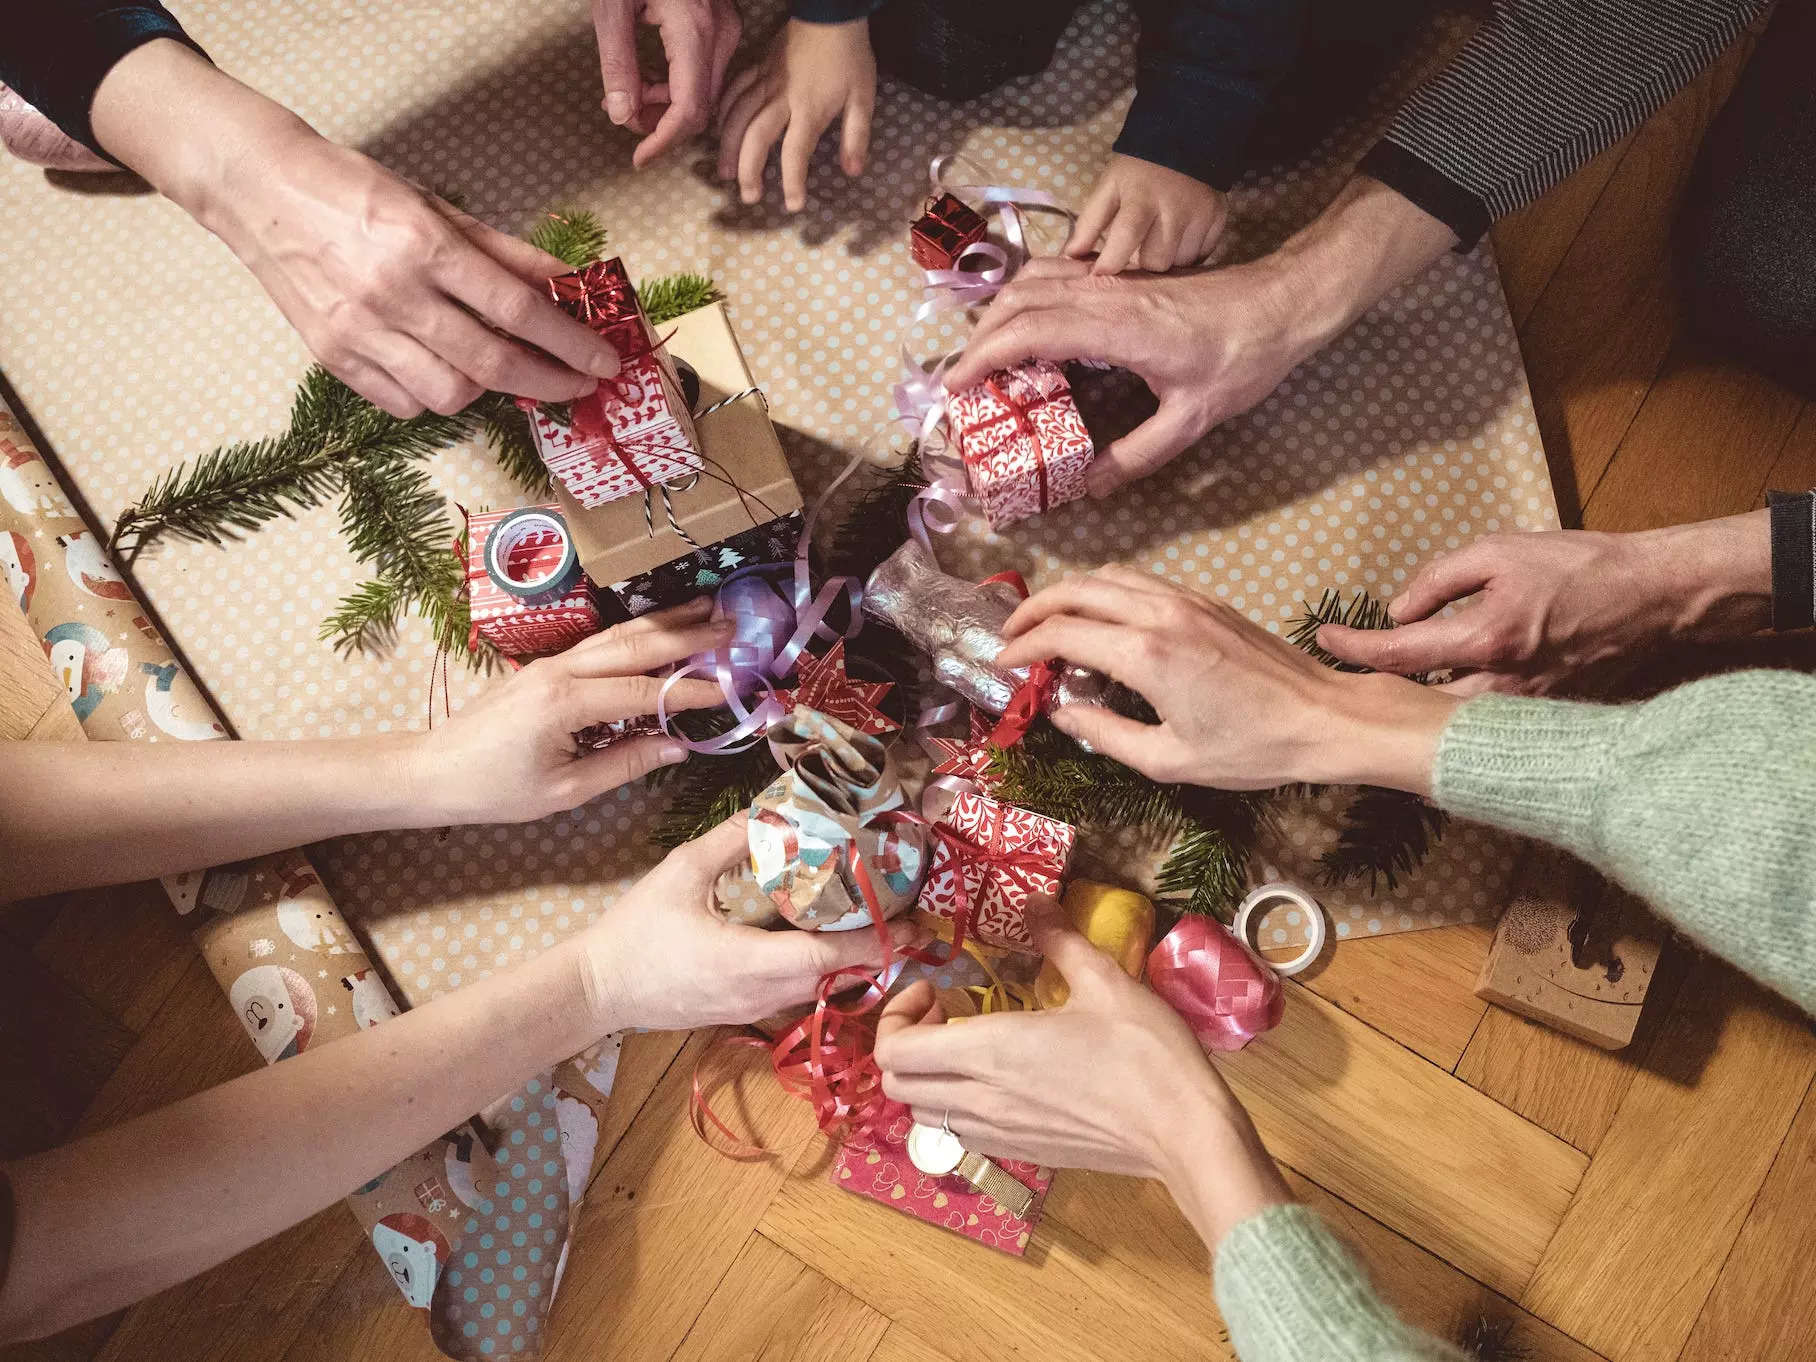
(1357, 0, 1767, 248)
(1113, 0, 1308, 190)
(0, 4, 208, 157)
(791, 0, 887, 21)
(0, 1167, 13, 1303)
(1768, 490, 1816, 632)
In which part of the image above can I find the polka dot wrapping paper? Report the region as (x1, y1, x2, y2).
(0, 4, 1549, 1035)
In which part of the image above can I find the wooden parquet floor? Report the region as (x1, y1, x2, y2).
(6, 32, 1816, 1362)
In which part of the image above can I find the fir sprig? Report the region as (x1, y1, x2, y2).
(474, 393, 551, 498)
(638, 273, 724, 327)
(529, 209, 609, 271)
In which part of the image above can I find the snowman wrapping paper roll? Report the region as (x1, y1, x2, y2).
(0, 399, 614, 1359)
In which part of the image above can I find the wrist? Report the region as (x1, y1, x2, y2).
(569, 921, 632, 1036)
(1637, 512, 1774, 640)
(1303, 673, 1459, 796)
(1152, 1071, 1292, 1249)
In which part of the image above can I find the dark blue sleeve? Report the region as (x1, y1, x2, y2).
(791, 0, 887, 21)
(0, 4, 208, 157)
(1113, 0, 1307, 190)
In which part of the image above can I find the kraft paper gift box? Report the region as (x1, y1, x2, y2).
(527, 259, 703, 506)
(947, 359, 1093, 530)
(554, 301, 805, 605)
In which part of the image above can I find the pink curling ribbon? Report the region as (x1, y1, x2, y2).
(927, 153, 1071, 269)
(1146, 916, 1284, 1053)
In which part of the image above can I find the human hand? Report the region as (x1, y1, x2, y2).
(876, 897, 1291, 1239)
(716, 18, 876, 212)
(996, 565, 1457, 793)
(580, 814, 923, 1031)
(943, 255, 1323, 496)
(593, 0, 743, 167)
(1318, 519, 1776, 695)
(409, 599, 731, 825)
(1066, 154, 1228, 274)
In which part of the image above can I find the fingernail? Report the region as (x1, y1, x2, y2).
(589, 351, 620, 379)
(605, 92, 633, 124)
(659, 743, 687, 765)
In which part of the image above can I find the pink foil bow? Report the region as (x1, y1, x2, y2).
(1146, 916, 1284, 1052)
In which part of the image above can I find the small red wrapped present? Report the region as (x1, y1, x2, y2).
(910, 192, 989, 271)
(528, 259, 702, 507)
(832, 1109, 1051, 1255)
(947, 360, 1092, 530)
(919, 791, 1074, 952)
(465, 506, 603, 657)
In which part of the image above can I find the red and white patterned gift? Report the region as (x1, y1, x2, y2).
(464, 506, 603, 657)
(947, 359, 1092, 530)
(526, 259, 702, 507)
(919, 791, 1074, 952)
(831, 1109, 1052, 1256)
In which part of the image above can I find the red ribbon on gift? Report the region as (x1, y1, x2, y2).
(979, 373, 1067, 515)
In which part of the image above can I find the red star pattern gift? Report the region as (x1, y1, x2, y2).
(946, 359, 1093, 530)
(464, 506, 604, 657)
(919, 791, 1075, 952)
(525, 259, 702, 507)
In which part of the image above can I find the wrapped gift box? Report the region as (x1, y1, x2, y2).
(529, 259, 703, 506)
(555, 301, 804, 602)
(610, 509, 801, 616)
(919, 791, 1074, 952)
(947, 359, 1093, 529)
(465, 506, 603, 657)
(910, 192, 989, 271)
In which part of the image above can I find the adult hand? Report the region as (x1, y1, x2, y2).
(876, 897, 1291, 1242)
(592, 0, 742, 167)
(410, 598, 731, 824)
(1065, 154, 1227, 275)
(995, 566, 1457, 793)
(716, 19, 876, 212)
(943, 256, 1321, 496)
(88, 42, 620, 419)
(580, 814, 922, 1031)
(1319, 520, 1777, 695)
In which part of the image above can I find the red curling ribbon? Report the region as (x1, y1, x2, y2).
(1146, 916, 1284, 1052)
(981, 375, 1057, 515)
(988, 658, 1059, 749)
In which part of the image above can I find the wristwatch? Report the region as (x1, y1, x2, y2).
(906, 1121, 1036, 1220)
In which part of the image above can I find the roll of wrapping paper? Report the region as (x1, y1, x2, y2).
(0, 396, 612, 1360)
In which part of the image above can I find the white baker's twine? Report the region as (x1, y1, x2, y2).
(1233, 882, 1328, 977)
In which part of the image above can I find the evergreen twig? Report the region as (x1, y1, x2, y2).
(528, 208, 608, 271)
(638, 273, 724, 327)
(1318, 786, 1448, 893)
(472, 393, 552, 498)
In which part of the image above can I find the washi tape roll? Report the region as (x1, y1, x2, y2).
(484, 507, 582, 606)
(1233, 882, 1328, 977)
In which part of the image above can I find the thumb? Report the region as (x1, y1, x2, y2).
(877, 979, 946, 1049)
(1317, 615, 1481, 677)
(1087, 400, 1204, 498)
(1025, 893, 1115, 998)
(840, 88, 873, 177)
(565, 734, 689, 805)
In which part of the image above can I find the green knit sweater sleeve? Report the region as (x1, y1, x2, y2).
(1215, 1204, 1467, 1360)
(1433, 670, 1816, 1013)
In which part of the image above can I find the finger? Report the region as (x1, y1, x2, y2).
(563, 675, 726, 734)
(779, 104, 830, 212)
(945, 306, 1124, 392)
(608, 595, 716, 631)
(1064, 183, 1116, 258)
(1389, 547, 1498, 623)
(1093, 204, 1153, 276)
(995, 614, 1166, 695)
(1050, 704, 1182, 777)
(440, 205, 572, 280)
(419, 302, 599, 402)
(717, 62, 764, 128)
(674, 809, 750, 878)
(365, 332, 485, 415)
(1175, 213, 1215, 268)
(1003, 572, 1178, 639)
(1088, 400, 1205, 496)
(1436, 670, 1504, 697)
(635, 10, 710, 166)
(1137, 215, 1178, 274)
(444, 258, 621, 385)
(738, 102, 790, 205)
(715, 74, 769, 180)
(561, 615, 734, 677)
(563, 733, 689, 801)
(1316, 616, 1488, 676)
(876, 979, 943, 1049)
(330, 356, 421, 419)
(1023, 893, 1118, 996)
(592, 0, 643, 127)
(1016, 256, 1096, 283)
(707, 4, 742, 107)
(839, 87, 873, 178)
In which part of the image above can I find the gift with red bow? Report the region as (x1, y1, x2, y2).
(909, 191, 990, 271)
(919, 790, 1075, 952)
(524, 258, 702, 507)
(946, 359, 1093, 529)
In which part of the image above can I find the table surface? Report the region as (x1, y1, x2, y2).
(7, 7, 1816, 1362)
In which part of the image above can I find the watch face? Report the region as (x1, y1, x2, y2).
(906, 1122, 965, 1176)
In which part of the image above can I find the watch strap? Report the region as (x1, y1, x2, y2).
(956, 1151, 1036, 1220)
(1767, 490, 1816, 632)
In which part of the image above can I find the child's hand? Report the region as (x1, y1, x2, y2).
(716, 18, 876, 212)
(1065, 154, 1228, 275)
(592, 0, 744, 168)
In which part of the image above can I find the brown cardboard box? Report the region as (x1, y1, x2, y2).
(555, 301, 804, 587)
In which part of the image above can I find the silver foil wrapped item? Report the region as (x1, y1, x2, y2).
(862, 539, 1108, 715)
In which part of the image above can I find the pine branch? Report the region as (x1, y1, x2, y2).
(319, 577, 406, 656)
(638, 273, 724, 326)
(649, 709, 782, 849)
(1319, 786, 1449, 894)
(1458, 1316, 1531, 1362)
(338, 458, 456, 588)
(473, 392, 552, 497)
(820, 450, 925, 584)
(1287, 588, 1430, 683)
(1155, 821, 1247, 920)
(528, 209, 608, 270)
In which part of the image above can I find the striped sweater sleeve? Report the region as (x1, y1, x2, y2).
(1357, 0, 1768, 247)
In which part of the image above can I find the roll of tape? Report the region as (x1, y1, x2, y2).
(1233, 882, 1327, 977)
(485, 508, 582, 606)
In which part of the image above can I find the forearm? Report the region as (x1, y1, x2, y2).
(0, 737, 429, 900)
(0, 935, 609, 1342)
(1632, 509, 1774, 640)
